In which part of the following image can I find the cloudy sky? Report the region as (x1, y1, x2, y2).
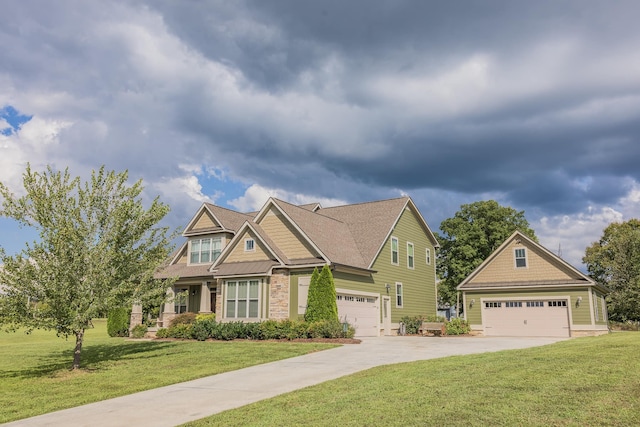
(2, 0, 639, 269)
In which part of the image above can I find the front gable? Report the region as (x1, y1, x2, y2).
(459, 231, 592, 289)
(183, 205, 222, 236)
(256, 204, 322, 261)
(224, 229, 274, 263)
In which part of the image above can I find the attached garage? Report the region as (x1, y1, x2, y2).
(336, 291, 380, 337)
(482, 299, 570, 337)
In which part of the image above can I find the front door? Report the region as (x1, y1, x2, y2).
(210, 290, 217, 314)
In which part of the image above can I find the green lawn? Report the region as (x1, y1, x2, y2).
(185, 333, 640, 427)
(0, 319, 337, 423)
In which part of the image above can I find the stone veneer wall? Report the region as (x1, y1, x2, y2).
(269, 269, 290, 319)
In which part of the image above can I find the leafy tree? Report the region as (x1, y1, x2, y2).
(0, 164, 175, 369)
(583, 219, 640, 322)
(436, 200, 537, 306)
(304, 265, 339, 323)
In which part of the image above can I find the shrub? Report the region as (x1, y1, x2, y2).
(167, 323, 194, 339)
(445, 317, 471, 335)
(308, 319, 354, 339)
(130, 324, 148, 339)
(155, 328, 169, 338)
(107, 307, 130, 337)
(191, 315, 217, 341)
(399, 315, 424, 335)
(305, 266, 338, 323)
(170, 312, 197, 326)
(195, 313, 216, 322)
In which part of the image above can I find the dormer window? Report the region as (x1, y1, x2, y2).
(514, 248, 527, 268)
(190, 237, 221, 264)
(245, 238, 255, 252)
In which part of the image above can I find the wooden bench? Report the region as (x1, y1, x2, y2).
(420, 322, 446, 336)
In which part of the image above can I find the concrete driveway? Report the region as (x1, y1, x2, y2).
(5, 335, 566, 427)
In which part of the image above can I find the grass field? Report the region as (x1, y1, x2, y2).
(185, 333, 640, 427)
(0, 319, 337, 423)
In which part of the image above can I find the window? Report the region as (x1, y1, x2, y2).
(426, 248, 431, 265)
(514, 248, 527, 268)
(174, 289, 188, 313)
(395, 282, 403, 307)
(225, 280, 260, 319)
(391, 237, 399, 265)
(407, 242, 414, 269)
(245, 238, 255, 252)
(548, 300, 567, 307)
(526, 301, 544, 307)
(505, 301, 522, 308)
(485, 301, 501, 308)
(190, 237, 222, 264)
(594, 292, 600, 321)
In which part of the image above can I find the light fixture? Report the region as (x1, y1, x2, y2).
(470, 299, 475, 307)
(576, 296, 582, 307)
(385, 283, 390, 294)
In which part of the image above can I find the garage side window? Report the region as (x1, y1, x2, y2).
(395, 282, 403, 307)
(514, 248, 527, 268)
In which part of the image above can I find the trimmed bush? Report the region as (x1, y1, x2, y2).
(308, 319, 354, 339)
(445, 317, 471, 335)
(155, 328, 169, 338)
(107, 307, 130, 337)
(130, 324, 148, 339)
(170, 312, 197, 326)
(304, 266, 339, 323)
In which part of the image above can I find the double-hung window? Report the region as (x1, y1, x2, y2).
(225, 280, 260, 319)
(407, 242, 415, 269)
(514, 248, 527, 268)
(190, 237, 222, 264)
(395, 282, 403, 308)
(426, 248, 431, 265)
(391, 237, 399, 265)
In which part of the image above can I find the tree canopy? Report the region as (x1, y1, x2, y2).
(0, 164, 175, 369)
(436, 200, 537, 306)
(304, 265, 339, 323)
(583, 219, 640, 322)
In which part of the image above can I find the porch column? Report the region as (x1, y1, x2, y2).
(162, 287, 176, 327)
(199, 281, 212, 313)
(129, 302, 143, 332)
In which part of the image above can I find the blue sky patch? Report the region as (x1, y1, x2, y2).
(1, 105, 33, 136)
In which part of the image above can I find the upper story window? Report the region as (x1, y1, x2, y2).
(391, 236, 399, 265)
(426, 248, 431, 265)
(245, 238, 255, 252)
(407, 242, 415, 269)
(190, 237, 222, 264)
(514, 248, 527, 268)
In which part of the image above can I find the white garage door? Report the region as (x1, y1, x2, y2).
(337, 294, 379, 337)
(482, 299, 570, 337)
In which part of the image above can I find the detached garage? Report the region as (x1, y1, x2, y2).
(458, 231, 609, 337)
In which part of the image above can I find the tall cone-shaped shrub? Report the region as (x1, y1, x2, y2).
(304, 265, 339, 322)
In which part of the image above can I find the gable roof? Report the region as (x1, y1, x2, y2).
(319, 197, 439, 269)
(457, 230, 601, 291)
(183, 203, 253, 236)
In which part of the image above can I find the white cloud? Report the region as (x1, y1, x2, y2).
(229, 184, 347, 212)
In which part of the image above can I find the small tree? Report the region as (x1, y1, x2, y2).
(304, 265, 339, 323)
(0, 164, 175, 369)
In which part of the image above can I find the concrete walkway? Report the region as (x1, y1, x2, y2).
(4, 336, 566, 427)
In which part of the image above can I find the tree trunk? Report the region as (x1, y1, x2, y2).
(72, 329, 84, 370)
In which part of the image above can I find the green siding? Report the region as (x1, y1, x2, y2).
(370, 207, 437, 322)
(464, 288, 593, 326)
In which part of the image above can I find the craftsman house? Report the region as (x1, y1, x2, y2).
(154, 196, 439, 336)
(458, 231, 609, 337)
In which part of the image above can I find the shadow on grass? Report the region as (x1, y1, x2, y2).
(1, 340, 176, 379)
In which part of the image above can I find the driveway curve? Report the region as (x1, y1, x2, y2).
(5, 336, 566, 427)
